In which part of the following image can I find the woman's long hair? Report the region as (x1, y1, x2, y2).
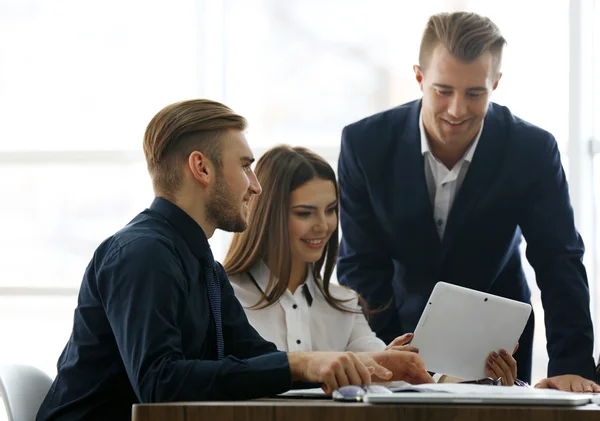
(223, 145, 358, 312)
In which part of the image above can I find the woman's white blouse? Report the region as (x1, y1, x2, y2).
(228, 261, 386, 353)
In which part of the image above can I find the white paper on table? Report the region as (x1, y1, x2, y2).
(390, 382, 598, 398)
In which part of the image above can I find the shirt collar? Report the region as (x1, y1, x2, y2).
(148, 197, 211, 262)
(250, 260, 316, 297)
(250, 260, 272, 292)
(304, 267, 317, 299)
(419, 109, 484, 163)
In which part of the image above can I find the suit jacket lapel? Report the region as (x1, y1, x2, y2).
(391, 100, 441, 255)
(441, 105, 507, 257)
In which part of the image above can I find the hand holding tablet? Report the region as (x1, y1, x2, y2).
(409, 282, 532, 381)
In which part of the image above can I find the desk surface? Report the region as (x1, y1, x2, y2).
(132, 398, 600, 421)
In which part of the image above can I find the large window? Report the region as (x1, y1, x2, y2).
(0, 0, 201, 386)
(0, 4, 597, 410)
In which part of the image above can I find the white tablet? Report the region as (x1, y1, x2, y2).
(409, 282, 532, 381)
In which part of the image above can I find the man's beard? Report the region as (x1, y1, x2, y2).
(205, 176, 247, 233)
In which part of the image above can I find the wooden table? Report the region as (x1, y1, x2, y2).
(132, 398, 600, 421)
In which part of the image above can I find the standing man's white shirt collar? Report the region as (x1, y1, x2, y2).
(419, 109, 484, 239)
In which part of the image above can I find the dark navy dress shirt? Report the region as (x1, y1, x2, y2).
(36, 197, 292, 421)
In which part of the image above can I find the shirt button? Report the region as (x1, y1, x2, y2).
(437, 219, 443, 227)
(292, 304, 298, 309)
(296, 339, 301, 344)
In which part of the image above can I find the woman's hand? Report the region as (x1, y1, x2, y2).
(385, 333, 419, 353)
(485, 344, 518, 386)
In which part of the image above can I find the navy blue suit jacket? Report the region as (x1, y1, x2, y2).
(337, 100, 595, 381)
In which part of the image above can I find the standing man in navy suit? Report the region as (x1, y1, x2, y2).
(337, 11, 596, 388)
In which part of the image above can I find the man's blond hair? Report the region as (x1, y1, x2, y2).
(419, 11, 506, 75)
(143, 99, 247, 196)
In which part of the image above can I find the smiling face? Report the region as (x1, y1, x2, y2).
(415, 44, 501, 155)
(205, 130, 262, 232)
(288, 177, 338, 266)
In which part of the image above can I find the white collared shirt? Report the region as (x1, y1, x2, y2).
(419, 111, 483, 239)
(229, 261, 386, 353)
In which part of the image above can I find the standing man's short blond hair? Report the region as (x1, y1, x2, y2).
(419, 11, 506, 75)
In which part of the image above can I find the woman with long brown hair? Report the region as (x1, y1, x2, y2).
(223, 145, 388, 352)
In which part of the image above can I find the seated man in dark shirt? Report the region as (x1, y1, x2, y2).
(37, 99, 433, 421)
